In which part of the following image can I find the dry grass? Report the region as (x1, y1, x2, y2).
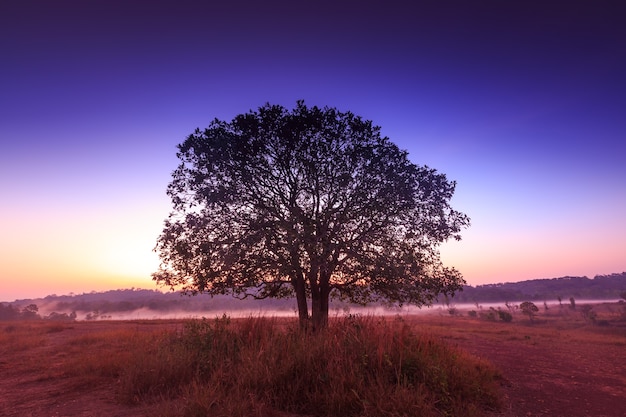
(1, 322, 49, 353)
(113, 315, 502, 417)
(1, 316, 505, 416)
(3, 305, 626, 417)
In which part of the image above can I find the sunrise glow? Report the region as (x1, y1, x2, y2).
(1, 1, 625, 301)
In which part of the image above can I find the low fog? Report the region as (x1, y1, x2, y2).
(2, 273, 624, 321)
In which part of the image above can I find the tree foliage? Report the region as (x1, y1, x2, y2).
(154, 102, 469, 328)
(519, 301, 539, 322)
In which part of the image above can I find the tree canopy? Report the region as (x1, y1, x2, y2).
(154, 101, 469, 329)
(520, 301, 539, 322)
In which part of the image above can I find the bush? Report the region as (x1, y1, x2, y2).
(569, 297, 576, 310)
(117, 316, 502, 417)
(520, 302, 539, 322)
(497, 309, 513, 323)
(448, 307, 460, 316)
(580, 305, 598, 323)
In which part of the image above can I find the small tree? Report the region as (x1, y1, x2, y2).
(619, 292, 626, 319)
(154, 102, 470, 330)
(520, 301, 539, 322)
(21, 304, 40, 320)
(569, 297, 576, 310)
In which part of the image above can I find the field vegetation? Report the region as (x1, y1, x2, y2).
(1, 315, 501, 417)
(2, 301, 626, 416)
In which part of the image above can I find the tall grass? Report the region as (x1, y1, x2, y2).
(117, 315, 502, 417)
(1, 322, 48, 353)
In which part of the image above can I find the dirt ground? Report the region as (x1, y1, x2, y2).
(1, 305, 625, 417)
(0, 320, 165, 417)
(417, 311, 626, 417)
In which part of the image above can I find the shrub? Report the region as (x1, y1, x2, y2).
(116, 316, 502, 417)
(580, 305, 597, 323)
(480, 307, 498, 322)
(520, 302, 539, 322)
(569, 297, 576, 310)
(497, 309, 513, 323)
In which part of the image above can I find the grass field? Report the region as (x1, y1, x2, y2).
(1, 301, 625, 417)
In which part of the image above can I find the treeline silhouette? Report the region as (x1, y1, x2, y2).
(0, 302, 76, 321)
(2, 273, 624, 321)
(1, 288, 299, 321)
(454, 272, 626, 303)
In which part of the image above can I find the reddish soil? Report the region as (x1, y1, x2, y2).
(416, 310, 626, 417)
(466, 334, 626, 417)
(1, 308, 625, 417)
(0, 320, 175, 417)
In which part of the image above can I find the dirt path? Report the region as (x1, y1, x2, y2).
(421, 317, 626, 417)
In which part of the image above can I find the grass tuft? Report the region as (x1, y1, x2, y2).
(114, 315, 502, 417)
(0, 318, 503, 416)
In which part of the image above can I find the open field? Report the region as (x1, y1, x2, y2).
(1, 302, 625, 416)
(413, 302, 626, 416)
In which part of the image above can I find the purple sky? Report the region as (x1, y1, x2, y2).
(1, 0, 625, 301)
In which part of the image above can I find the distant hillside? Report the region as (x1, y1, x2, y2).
(453, 272, 626, 303)
(2, 272, 625, 320)
(1, 288, 300, 320)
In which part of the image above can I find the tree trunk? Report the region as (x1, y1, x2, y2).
(311, 277, 330, 331)
(294, 276, 309, 330)
(311, 295, 325, 331)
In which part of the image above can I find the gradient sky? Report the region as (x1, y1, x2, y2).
(1, 0, 625, 301)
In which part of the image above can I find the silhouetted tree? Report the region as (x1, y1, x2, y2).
(45, 311, 77, 321)
(21, 304, 40, 320)
(154, 102, 469, 330)
(520, 301, 539, 322)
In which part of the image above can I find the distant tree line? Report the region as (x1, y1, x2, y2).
(47, 289, 299, 315)
(0, 303, 76, 321)
(3, 289, 301, 320)
(2, 273, 624, 320)
(453, 273, 626, 303)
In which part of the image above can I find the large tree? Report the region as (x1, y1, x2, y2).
(154, 101, 469, 329)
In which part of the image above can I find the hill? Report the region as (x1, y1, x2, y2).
(453, 272, 626, 303)
(1, 272, 625, 320)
